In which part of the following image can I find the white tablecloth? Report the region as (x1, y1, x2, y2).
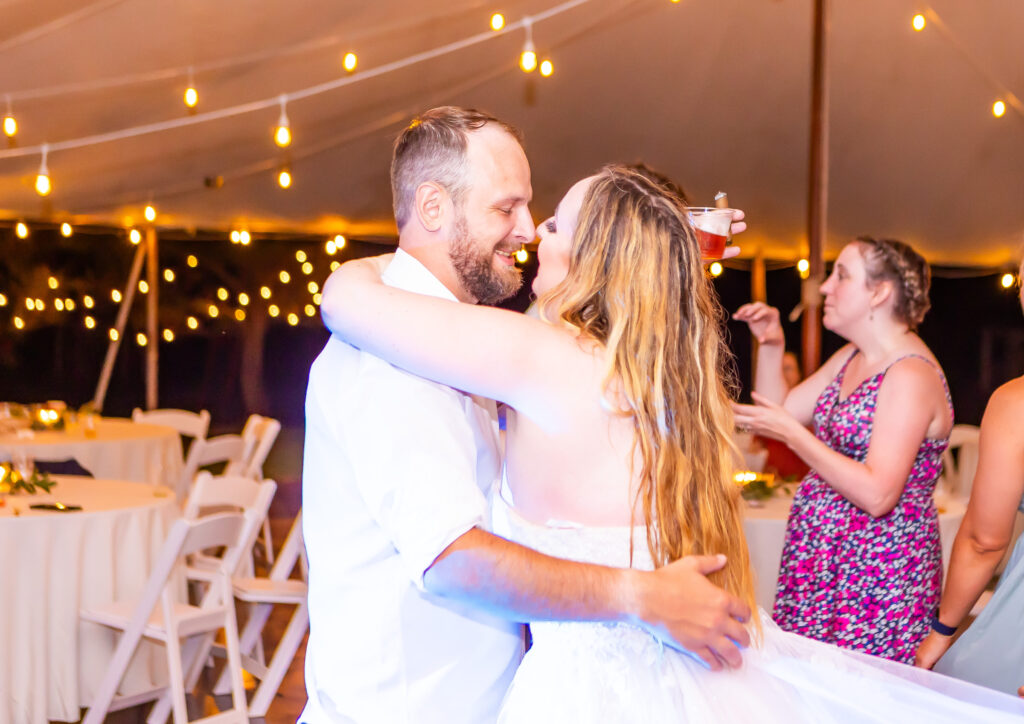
(0, 476, 179, 724)
(743, 489, 966, 612)
(0, 418, 183, 489)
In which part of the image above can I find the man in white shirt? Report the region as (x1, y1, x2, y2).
(301, 106, 750, 723)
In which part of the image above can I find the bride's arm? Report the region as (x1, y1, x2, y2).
(320, 255, 578, 422)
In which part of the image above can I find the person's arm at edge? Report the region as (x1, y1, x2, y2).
(424, 527, 751, 670)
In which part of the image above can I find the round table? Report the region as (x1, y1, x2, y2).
(0, 476, 180, 724)
(742, 489, 966, 612)
(0, 418, 183, 489)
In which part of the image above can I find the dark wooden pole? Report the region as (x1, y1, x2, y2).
(145, 227, 159, 409)
(802, 0, 830, 374)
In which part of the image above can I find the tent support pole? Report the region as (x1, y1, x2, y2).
(93, 242, 146, 412)
(145, 227, 159, 410)
(802, 0, 830, 374)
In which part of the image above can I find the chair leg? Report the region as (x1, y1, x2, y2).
(221, 587, 250, 721)
(260, 518, 275, 565)
(247, 602, 309, 717)
(213, 601, 272, 694)
(163, 628, 191, 724)
(82, 625, 146, 724)
(146, 634, 205, 724)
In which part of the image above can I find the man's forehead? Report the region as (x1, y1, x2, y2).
(465, 126, 532, 198)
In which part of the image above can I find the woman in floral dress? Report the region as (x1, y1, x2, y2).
(733, 237, 952, 663)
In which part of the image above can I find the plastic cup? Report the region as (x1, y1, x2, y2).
(688, 207, 734, 260)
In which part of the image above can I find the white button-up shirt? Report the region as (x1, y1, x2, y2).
(301, 250, 524, 724)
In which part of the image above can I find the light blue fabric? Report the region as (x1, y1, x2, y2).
(933, 495, 1024, 696)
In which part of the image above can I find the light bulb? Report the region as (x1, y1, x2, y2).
(163, 329, 175, 342)
(302, 261, 313, 275)
(163, 268, 175, 282)
(260, 286, 272, 299)
(279, 270, 291, 283)
(539, 59, 553, 77)
(55, 299, 65, 312)
(275, 96, 291, 147)
(138, 280, 149, 294)
(491, 13, 505, 31)
(187, 254, 198, 267)
(797, 258, 810, 274)
(912, 14, 926, 31)
(305, 304, 316, 317)
(2, 115, 15, 138)
(35, 143, 51, 196)
(83, 295, 94, 308)
(238, 292, 250, 306)
(234, 309, 246, 321)
(85, 316, 96, 329)
(109, 328, 119, 341)
(343, 52, 358, 72)
(26, 298, 35, 311)
(111, 289, 122, 303)
(278, 169, 292, 188)
(313, 292, 322, 304)
(60, 222, 73, 237)
(187, 316, 199, 330)
(65, 298, 75, 311)
(307, 281, 319, 294)
(287, 313, 299, 326)
(239, 230, 251, 245)
(296, 249, 307, 262)
(217, 287, 229, 301)
(520, 48, 537, 73)
(145, 205, 156, 222)
(268, 304, 280, 317)
(334, 234, 346, 248)
(129, 228, 142, 244)
(330, 260, 341, 271)
(184, 87, 199, 108)
(230, 230, 241, 243)
(515, 248, 528, 263)
(136, 333, 147, 347)
(1001, 273, 1015, 289)
(0, 293, 6, 306)
(993, 100, 1007, 118)
(13, 316, 24, 330)
(48, 276, 59, 289)
(208, 304, 219, 318)
(709, 261, 723, 277)
(325, 239, 337, 254)
(15, 222, 28, 239)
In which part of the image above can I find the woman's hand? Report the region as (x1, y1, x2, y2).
(732, 392, 801, 443)
(729, 208, 746, 237)
(733, 302, 785, 346)
(914, 629, 955, 670)
(320, 254, 393, 331)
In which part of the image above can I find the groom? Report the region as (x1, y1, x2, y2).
(301, 106, 751, 723)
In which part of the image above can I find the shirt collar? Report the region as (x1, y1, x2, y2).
(382, 248, 460, 302)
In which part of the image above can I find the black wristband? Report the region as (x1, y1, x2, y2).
(931, 614, 957, 637)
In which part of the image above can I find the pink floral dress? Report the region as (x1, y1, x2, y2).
(772, 352, 951, 664)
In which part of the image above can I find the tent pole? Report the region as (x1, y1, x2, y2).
(93, 243, 146, 412)
(751, 252, 767, 386)
(145, 227, 159, 410)
(802, 0, 830, 374)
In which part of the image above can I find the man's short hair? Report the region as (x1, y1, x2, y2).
(391, 106, 523, 230)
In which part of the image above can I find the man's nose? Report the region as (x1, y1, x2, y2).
(513, 207, 536, 243)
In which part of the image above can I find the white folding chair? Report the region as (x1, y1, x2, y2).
(81, 514, 249, 724)
(143, 476, 276, 724)
(939, 424, 981, 499)
(225, 415, 282, 563)
(211, 511, 308, 717)
(177, 435, 248, 502)
(134, 408, 212, 502)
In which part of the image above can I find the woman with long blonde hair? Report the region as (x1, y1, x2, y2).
(321, 165, 1023, 721)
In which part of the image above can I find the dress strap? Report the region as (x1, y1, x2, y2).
(882, 354, 955, 421)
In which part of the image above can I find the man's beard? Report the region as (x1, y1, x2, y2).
(448, 213, 523, 304)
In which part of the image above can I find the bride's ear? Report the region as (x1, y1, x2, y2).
(413, 182, 449, 233)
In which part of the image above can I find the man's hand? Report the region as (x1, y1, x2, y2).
(914, 630, 954, 670)
(629, 554, 751, 670)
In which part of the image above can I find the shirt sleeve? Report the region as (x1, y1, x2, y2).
(341, 355, 488, 589)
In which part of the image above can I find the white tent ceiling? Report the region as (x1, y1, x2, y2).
(1, 0, 1021, 266)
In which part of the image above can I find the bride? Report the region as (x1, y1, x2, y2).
(320, 165, 1024, 721)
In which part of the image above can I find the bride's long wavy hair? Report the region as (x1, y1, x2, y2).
(538, 165, 756, 612)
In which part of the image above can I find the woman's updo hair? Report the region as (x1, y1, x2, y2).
(854, 237, 931, 329)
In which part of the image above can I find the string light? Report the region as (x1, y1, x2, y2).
(268, 304, 280, 317)
(3, 96, 15, 138)
(26, 298, 35, 311)
(144, 204, 157, 222)
(208, 304, 219, 318)
(163, 329, 175, 342)
(129, 228, 142, 244)
(14, 316, 24, 330)
(0, 293, 6, 306)
(334, 234, 346, 249)
(325, 239, 337, 254)
(111, 289, 122, 303)
(164, 268, 176, 282)
(138, 280, 149, 294)
(912, 14, 926, 31)
(238, 292, 250, 306)
(234, 309, 246, 321)
(307, 281, 319, 294)
(520, 18, 537, 73)
(239, 230, 251, 245)
(797, 258, 810, 279)
(109, 328, 119, 341)
(84, 315, 96, 329)
(277, 168, 292, 188)
(343, 52, 358, 72)
(709, 261, 724, 277)
(274, 95, 291, 147)
(65, 298, 75, 311)
(187, 254, 198, 267)
(491, 13, 505, 31)
(83, 295, 94, 308)
(330, 260, 341, 271)
(301, 262, 313, 275)
(295, 250, 307, 262)
(34, 298, 44, 311)
(279, 270, 291, 283)
(184, 67, 199, 110)
(260, 286, 272, 299)
(287, 312, 299, 326)
(313, 292, 322, 304)
(136, 333, 147, 347)
(55, 299, 65, 311)
(539, 59, 553, 77)
(48, 276, 59, 289)
(217, 287, 229, 301)
(993, 100, 1007, 118)
(230, 230, 241, 243)
(305, 304, 317, 317)
(60, 222, 73, 237)
(187, 316, 199, 330)
(35, 144, 51, 196)
(515, 248, 528, 263)
(15, 222, 28, 239)
(1000, 273, 1015, 289)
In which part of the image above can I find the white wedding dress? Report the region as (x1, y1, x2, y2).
(494, 496, 1024, 723)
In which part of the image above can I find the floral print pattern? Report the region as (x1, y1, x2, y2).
(773, 353, 951, 664)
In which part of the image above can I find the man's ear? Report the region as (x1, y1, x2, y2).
(413, 182, 449, 232)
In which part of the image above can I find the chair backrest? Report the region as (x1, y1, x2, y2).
(940, 424, 981, 499)
(270, 511, 307, 582)
(226, 414, 281, 479)
(184, 472, 277, 575)
(179, 434, 248, 492)
(133, 407, 211, 440)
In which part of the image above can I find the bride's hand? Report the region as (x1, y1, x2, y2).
(632, 553, 751, 671)
(321, 253, 393, 331)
